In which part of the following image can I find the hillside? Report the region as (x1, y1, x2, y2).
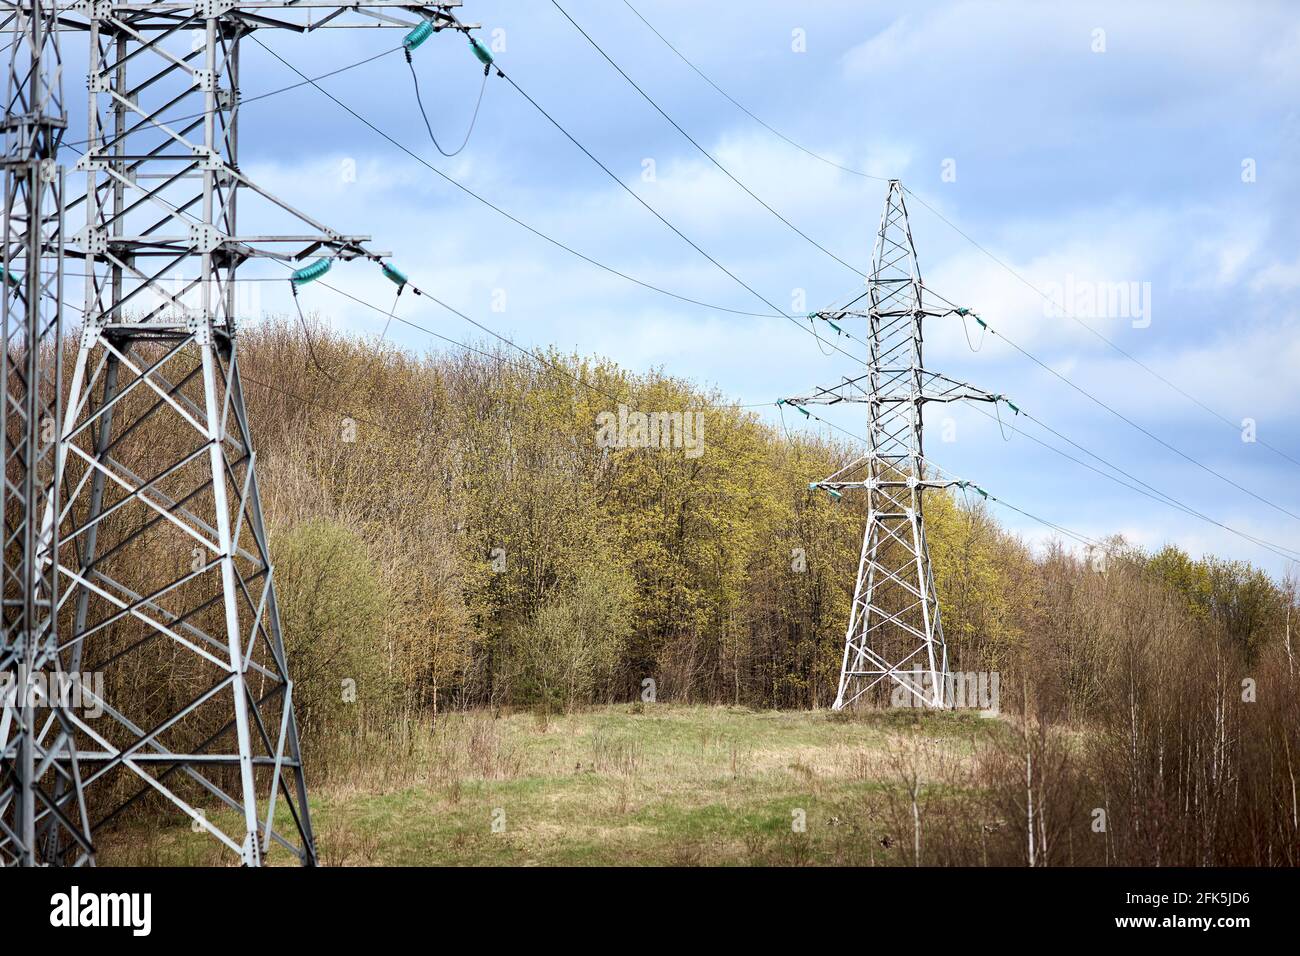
(71, 324, 1300, 866)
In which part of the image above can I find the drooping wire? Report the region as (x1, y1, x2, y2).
(406, 49, 489, 158)
(957, 309, 986, 352)
(807, 315, 836, 356)
(290, 282, 340, 383)
(246, 35, 787, 322)
(289, 267, 407, 399)
(993, 400, 1013, 442)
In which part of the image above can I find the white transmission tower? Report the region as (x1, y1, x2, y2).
(786, 181, 1002, 710)
(2, 0, 478, 866)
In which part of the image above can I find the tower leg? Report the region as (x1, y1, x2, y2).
(49, 324, 314, 865)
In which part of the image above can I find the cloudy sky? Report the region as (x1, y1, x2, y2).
(64, 0, 1300, 574)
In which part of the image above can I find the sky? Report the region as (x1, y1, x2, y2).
(58, 0, 1300, 575)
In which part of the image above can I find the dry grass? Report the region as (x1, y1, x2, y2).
(96, 704, 1002, 866)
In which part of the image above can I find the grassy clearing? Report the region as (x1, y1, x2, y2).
(100, 704, 1008, 866)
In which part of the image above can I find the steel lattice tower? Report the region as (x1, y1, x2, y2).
(2, 0, 475, 866)
(790, 181, 1001, 710)
(0, 0, 96, 867)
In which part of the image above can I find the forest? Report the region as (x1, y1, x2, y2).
(67, 319, 1300, 865)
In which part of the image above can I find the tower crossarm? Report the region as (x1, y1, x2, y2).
(783, 370, 1004, 408)
(810, 452, 968, 494)
(0, 1, 479, 332)
(0, 2, 477, 33)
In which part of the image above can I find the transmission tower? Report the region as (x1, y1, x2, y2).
(0, 0, 96, 866)
(787, 181, 1002, 710)
(1, 0, 476, 866)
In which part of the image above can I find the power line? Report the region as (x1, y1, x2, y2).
(60, 34, 797, 324)
(251, 34, 878, 378)
(488, 61, 882, 372)
(289, 263, 778, 413)
(495, 70, 784, 314)
(613, 0, 1300, 488)
(902, 185, 1300, 475)
(406, 48, 488, 157)
(245, 35, 788, 321)
(551, 0, 865, 277)
(921, 286, 1300, 527)
(964, 402, 1300, 564)
(619, 0, 891, 184)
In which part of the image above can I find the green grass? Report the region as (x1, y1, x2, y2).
(99, 704, 1008, 866)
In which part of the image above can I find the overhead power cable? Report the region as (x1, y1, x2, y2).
(551, 0, 866, 278)
(922, 287, 1300, 527)
(405, 46, 488, 158)
(249, 34, 879, 376)
(485, 60, 880, 371)
(619, 0, 890, 184)
(283, 255, 784, 413)
(901, 186, 1300, 476)
(965, 402, 1300, 564)
(245, 34, 787, 322)
(615, 0, 1300, 480)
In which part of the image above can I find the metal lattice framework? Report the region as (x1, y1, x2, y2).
(791, 181, 1001, 710)
(2, 0, 475, 866)
(0, 0, 96, 867)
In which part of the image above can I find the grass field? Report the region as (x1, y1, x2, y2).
(99, 704, 1010, 866)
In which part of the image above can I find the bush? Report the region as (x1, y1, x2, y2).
(507, 563, 634, 711)
(272, 518, 391, 770)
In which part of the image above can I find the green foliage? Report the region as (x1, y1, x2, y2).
(230, 320, 1293, 719)
(1149, 545, 1284, 656)
(272, 518, 391, 761)
(507, 562, 635, 711)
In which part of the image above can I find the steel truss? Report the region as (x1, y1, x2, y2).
(0, 0, 96, 867)
(791, 181, 1001, 710)
(2, 0, 474, 866)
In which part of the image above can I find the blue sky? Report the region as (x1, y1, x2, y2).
(66, 1, 1300, 574)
